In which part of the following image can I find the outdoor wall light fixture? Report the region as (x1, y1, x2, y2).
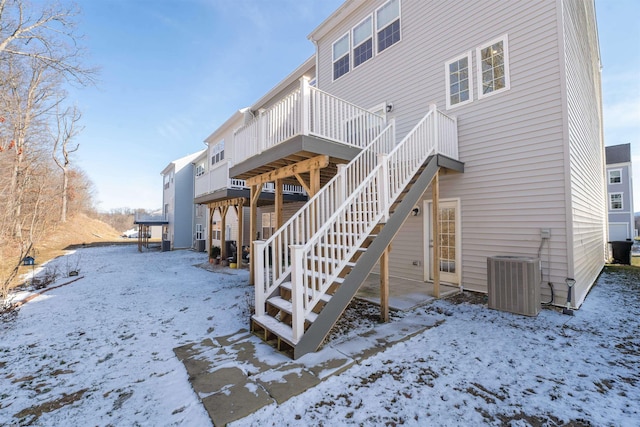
(411, 207, 421, 216)
(386, 103, 394, 113)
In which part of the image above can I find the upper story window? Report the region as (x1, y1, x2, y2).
(195, 161, 206, 177)
(610, 193, 623, 210)
(333, 32, 350, 80)
(477, 35, 510, 98)
(211, 140, 225, 166)
(608, 169, 622, 184)
(353, 16, 373, 68)
(376, 0, 401, 54)
(445, 52, 473, 109)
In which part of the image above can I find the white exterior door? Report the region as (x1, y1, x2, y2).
(424, 199, 460, 285)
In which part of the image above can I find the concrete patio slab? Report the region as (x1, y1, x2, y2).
(255, 364, 321, 404)
(201, 381, 274, 427)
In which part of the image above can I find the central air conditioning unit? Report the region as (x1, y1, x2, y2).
(487, 256, 541, 316)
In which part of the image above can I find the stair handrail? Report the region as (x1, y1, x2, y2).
(254, 121, 396, 317)
(289, 105, 458, 340)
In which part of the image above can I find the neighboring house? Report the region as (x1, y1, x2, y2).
(605, 143, 636, 240)
(193, 60, 312, 263)
(200, 0, 604, 359)
(161, 150, 205, 250)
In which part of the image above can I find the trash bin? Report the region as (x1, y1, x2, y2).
(609, 240, 633, 265)
(196, 240, 206, 252)
(162, 240, 171, 252)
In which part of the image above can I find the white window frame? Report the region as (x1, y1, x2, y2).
(332, 32, 350, 81)
(608, 169, 622, 184)
(195, 161, 206, 177)
(375, 0, 401, 55)
(352, 15, 373, 69)
(195, 224, 204, 240)
(211, 140, 225, 166)
(609, 193, 623, 210)
(445, 51, 473, 110)
(476, 34, 510, 99)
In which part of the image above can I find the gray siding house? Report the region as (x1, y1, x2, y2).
(201, 0, 605, 358)
(605, 143, 636, 240)
(161, 150, 205, 250)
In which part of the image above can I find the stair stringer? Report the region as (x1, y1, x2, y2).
(293, 155, 443, 359)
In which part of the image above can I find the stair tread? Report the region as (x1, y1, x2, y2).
(252, 314, 298, 345)
(267, 296, 319, 323)
(279, 282, 334, 303)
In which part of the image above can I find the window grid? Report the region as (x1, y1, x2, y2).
(446, 52, 473, 109)
(610, 193, 623, 210)
(477, 35, 510, 98)
(609, 169, 622, 184)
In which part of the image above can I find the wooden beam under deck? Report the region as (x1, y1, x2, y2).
(245, 155, 330, 187)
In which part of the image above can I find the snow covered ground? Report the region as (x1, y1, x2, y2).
(1, 245, 638, 426)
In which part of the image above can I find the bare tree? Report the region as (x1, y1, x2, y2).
(52, 104, 81, 222)
(0, 0, 96, 85)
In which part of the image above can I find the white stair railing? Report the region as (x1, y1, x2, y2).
(254, 122, 396, 317)
(289, 105, 458, 341)
(233, 78, 386, 166)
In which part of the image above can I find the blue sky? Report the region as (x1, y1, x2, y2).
(65, 0, 639, 212)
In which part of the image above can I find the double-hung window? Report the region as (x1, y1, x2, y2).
(376, 0, 400, 54)
(610, 193, 623, 210)
(477, 35, 510, 98)
(353, 16, 373, 68)
(608, 169, 622, 184)
(333, 33, 350, 81)
(195, 161, 206, 177)
(445, 52, 473, 109)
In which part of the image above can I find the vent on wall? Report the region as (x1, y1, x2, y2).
(487, 256, 541, 316)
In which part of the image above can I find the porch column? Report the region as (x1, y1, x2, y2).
(432, 171, 440, 298)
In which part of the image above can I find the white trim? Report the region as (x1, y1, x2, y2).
(476, 34, 510, 100)
(375, 0, 402, 56)
(423, 198, 462, 286)
(332, 31, 350, 81)
(609, 192, 623, 210)
(352, 15, 373, 69)
(445, 51, 473, 110)
(608, 168, 622, 184)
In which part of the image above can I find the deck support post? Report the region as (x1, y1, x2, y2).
(432, 171, 440, 298)
(380, 245, 390, 322)
(236, 200, 244, 269)
(220, 205, 229, 260)
(208, 205, 214, 256)
(249, 184, 260, 285)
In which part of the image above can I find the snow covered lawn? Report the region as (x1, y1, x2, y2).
(1, 246, 639, 426)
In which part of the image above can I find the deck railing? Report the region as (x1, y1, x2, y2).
(254, 122, 396, 316)
(233, 77, 386, 166)
(283, 105, 457, 341)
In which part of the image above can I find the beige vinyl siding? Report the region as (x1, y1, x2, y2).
(562, 0, 605, 307)
(316, 1, 569, 299)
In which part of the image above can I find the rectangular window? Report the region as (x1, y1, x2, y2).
(353, 16, 373, 68)
(211, 140, 225, 166)
(609, 169, 622, 184)
(445, 52, 473, 109)
(610, 193, 623, 210)
(376, 0, 400, 53)
(195, 161, 206, 177)
(333, 32, 350, 80)
(477, 35, 510, 98)
(195, 224, 204, 240)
